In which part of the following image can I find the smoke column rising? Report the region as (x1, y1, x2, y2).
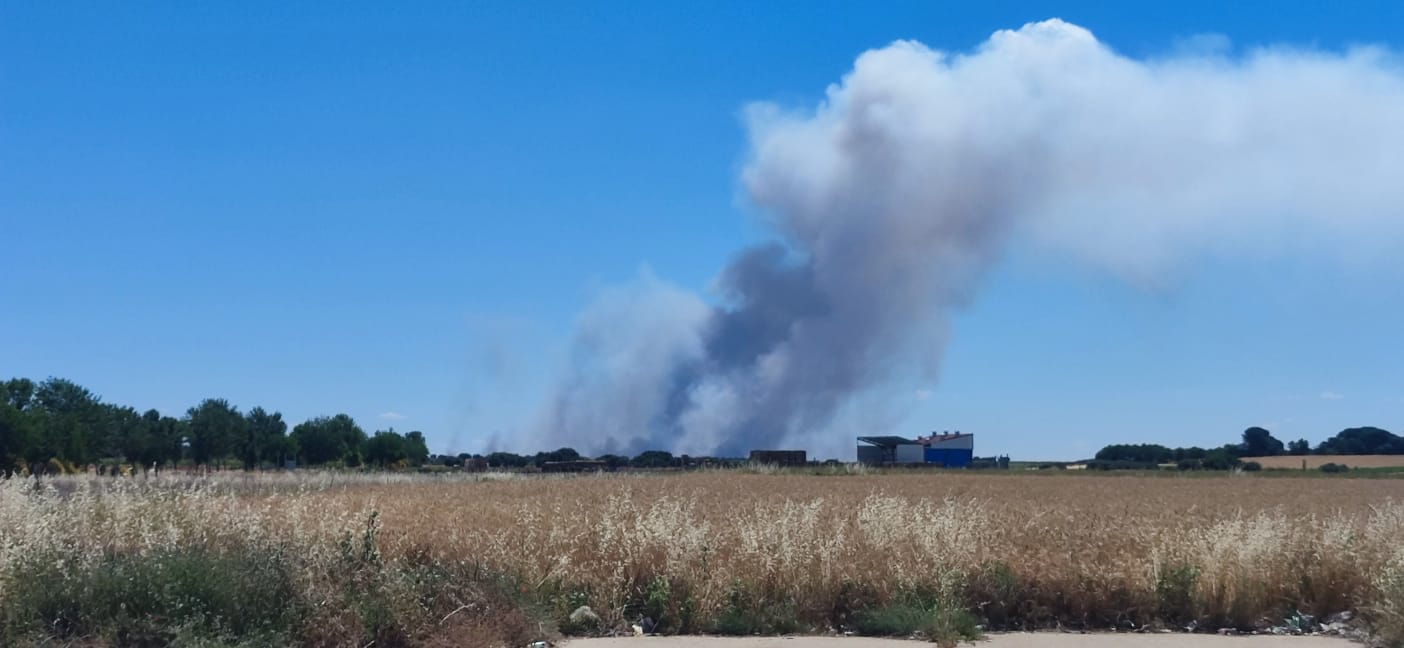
(538, 19, 1404, 457)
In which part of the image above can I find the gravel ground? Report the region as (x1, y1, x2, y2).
(565, 634, 1357, 648)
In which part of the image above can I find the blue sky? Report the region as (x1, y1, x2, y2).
(3, 2, 1402, 460)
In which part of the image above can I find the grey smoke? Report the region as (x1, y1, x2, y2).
(538, 19, 1404, 457)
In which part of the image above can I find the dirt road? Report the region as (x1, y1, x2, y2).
(566, 634, 1356, 648)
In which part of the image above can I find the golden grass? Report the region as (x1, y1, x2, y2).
(1244, 455, 1404, 469)
(369, 472, 1404, 623)
(3, 471, 1404, 645)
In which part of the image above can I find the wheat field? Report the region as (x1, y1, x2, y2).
(1244, 455, 1404, 470)
(1, 470, 1402, 646)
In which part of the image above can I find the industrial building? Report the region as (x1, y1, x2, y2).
(540, 460, 607, 473)
(748, 450, 808, 466)
(856, 432, 974, 467)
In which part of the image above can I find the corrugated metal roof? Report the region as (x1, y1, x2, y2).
(856, 436, 915, 447)
(915, 432, 973, 443)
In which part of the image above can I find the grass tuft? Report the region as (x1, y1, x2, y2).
(852, 598, 981, 646)
(1373, 554, 1404, 647)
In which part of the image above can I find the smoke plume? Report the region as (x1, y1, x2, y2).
(539, 19, 1404, 457)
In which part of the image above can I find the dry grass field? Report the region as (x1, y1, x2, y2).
(2, 470, 1403, 647)
(1244, 455, 1404, 470)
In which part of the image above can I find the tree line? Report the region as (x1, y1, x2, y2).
(1, 377, 429, 474)
(1093, 425, 1404, 470)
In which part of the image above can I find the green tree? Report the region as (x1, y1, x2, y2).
(631, 450, 677, 468)
(1240, 427, 1285, 456)
(403, 431, 429, 466)
(244, 407, 289, 468)
(3, 378, 36, 409)
(1287, 438, 1311, 456)
(0, 401, 34, 472)
(533, 447, 581, 466)
(365, 430, 407, 467)
(1201, 448, 1242, 470)
(2, 379, 44, 468)
(339, 414, 368, 466)
(1316, 427, 1404, 455)
(34, 378, 106, 464)
(597, 454, 629, 470)
(484, 451, 528, 468)
(108, 405, 148, 464)
(187, 399, 244, 466)
(1094, 444, 1174, 464)
(1172, 447, 1208, 462)
(130, 409, 180, 467)
(146, 410, 189, 466)
(290, 414, 365, 466)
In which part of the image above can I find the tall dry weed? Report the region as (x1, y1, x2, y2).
(3, 470, 1404, 644)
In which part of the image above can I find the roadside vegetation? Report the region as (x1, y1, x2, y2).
(2, 471, 1404, 647)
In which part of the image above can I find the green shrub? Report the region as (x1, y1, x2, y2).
(641, 575, 698, 634)
(713, 585, 806, 635)
(642, 575, 672, 631)
(1320, 463, 1350, 474)
(1085, 460, 1160, 471)
(0, 545, 301, 645)
(852, 600, 980, 644)
(1241, 461, 1262, 472)
(1201, 453, 1239, 471)
(967, 561, 1033, 629)
(321, 558, 548, 647)
(825, 581, 881, 632)
(852, 601, 933, 635)
(1156, 563, 1200, 626)
(554, 587, 604, 636)
(851, 586, 981, 645)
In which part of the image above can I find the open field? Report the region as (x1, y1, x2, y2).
(1244, 455, 1404, 470)
(2, 470, 1403, 646)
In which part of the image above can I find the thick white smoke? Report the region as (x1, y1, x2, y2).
(537, 19, 1404, 457)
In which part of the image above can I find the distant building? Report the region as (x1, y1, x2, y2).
(463, 457, 489, 472)
(541, 460, 607, 473)
(856, 432, 974, 468)
(748, 450, 808, 466)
